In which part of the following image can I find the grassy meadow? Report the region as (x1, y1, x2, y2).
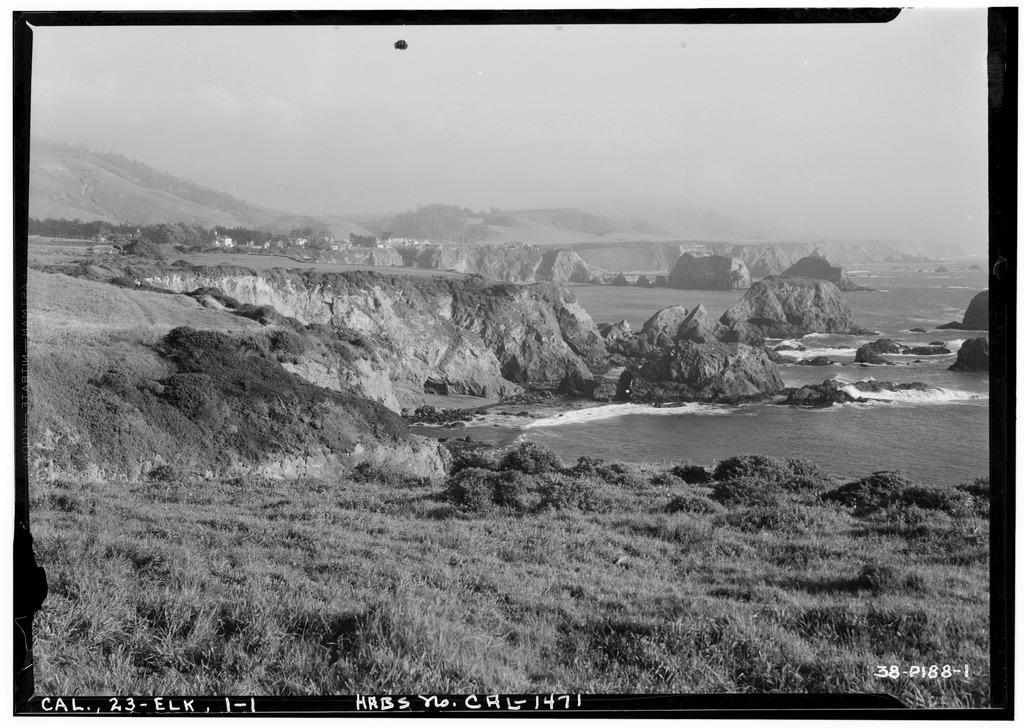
(31, 449, 990, 707)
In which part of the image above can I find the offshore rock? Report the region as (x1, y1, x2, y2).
(743, 246, 792, 279)
(719, 276, 871, 342)
(948, 337, 989, 372)
(667, 253, 751, 290)
(636, 340, 785, 402)
(781, 255, 869, 291)
(937, 290, 989, 331)
(780, 379, 934, 407)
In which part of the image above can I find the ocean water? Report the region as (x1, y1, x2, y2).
(415, 260, 991, 488)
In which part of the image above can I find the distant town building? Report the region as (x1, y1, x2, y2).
(213, 231, 234, 248)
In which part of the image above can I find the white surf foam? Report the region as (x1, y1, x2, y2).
(520, 402, 735, 428)
(838, 384, 987, 403)
(774, 346, 858, 360)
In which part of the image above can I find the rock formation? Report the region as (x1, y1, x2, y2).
(638, 305, 691, 349)
(781, 255, 867, 291)
(742, 246, 791, 279)
(719, 276, 872, 342)
(633, 341, 785, 402)
(675, 304, 725, 344)
(138, 265, 606, 409)
(855, 337, 952, 364)
(667, 253, 751, 290)
(948, 337, 989, 372)
(780, 379, 937, 407)
(937, 290, 989, 331)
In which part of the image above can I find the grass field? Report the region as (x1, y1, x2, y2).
(30, 451, 990, 706)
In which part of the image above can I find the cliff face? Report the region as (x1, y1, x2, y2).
(397, 245, 609, 284)
(742, 246, 792, 279)
(719, 276, 870, 341)
(667, 253, 751, 290)
(26, 271, 447, 480)
(145, 266, 605, 406)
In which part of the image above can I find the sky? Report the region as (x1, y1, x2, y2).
(27, 9, 990, 248)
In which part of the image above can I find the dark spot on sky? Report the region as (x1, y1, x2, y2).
(394, 40, 408, 50)
(555, 26, 563, 31)
(680, 42, 687, 49)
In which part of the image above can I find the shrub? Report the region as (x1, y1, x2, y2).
(955, 477, 990, 517)
(536, 474, 597, 511)
(445, 468, 497, 513)
(820, 470, 915, 515)
(163, 373, 216, 416)
(671, 463, 711, 484)
(568, 456, 606, 477)
(446, 447, 499, 476)
(492, 471, 536, 510)
(353, 462, 427, 488)
(666, 492, 724, 515)
(147, 463, 180, 483)
(269, 329, 309, 357)
(724, 503, 812, 533)
(899, 485, 975, 517)
(710, 477, 779, 507)
(500, 442, 562, 475)
(712, 455, 790, 484)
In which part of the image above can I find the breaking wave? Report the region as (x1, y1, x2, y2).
(520, 402, 736, 428)
(838, 384, 987, 403)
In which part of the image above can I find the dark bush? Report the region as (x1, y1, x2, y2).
(569, 456, 606, 477)
(269, 329, 309, 357)
(537, 474, 597, 511)
(710, 477, 779, 507)
(712, 455, 791, 484)
(820, 470, 915, 515)
(671, 463, 711, 484)
(492, 471, 536, 510)
(163, 373, 216, 416)
(147, 463, 180, 483)
(445, 468, 497, 512)
(446, 447, 500, 476)
(955, 477, 990, 517)
(666, 492, 723, 515)
(899, 485, 975, 517)
(500, 442, 562, 475)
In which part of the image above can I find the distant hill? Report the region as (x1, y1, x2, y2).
(28, 141, 373, 239)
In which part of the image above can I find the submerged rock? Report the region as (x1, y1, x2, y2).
(948, 337, 989, 372)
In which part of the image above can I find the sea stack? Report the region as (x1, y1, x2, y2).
(937, 290, 989, 331)
(781, 255, 867, 291)
(667, 253, 751, 291)
(719, 276, 872, 343)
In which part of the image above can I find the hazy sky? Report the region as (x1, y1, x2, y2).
(29, 10, 989, 247)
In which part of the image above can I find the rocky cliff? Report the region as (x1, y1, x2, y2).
(26, 270, 447, 480)
(397, 245, 609, 284)
(143, 265, 605, 408)
(719, 276, 872, 342)
(668, 253, 751, 290)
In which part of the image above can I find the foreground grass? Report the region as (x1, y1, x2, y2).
(31, 455, 989, 707)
